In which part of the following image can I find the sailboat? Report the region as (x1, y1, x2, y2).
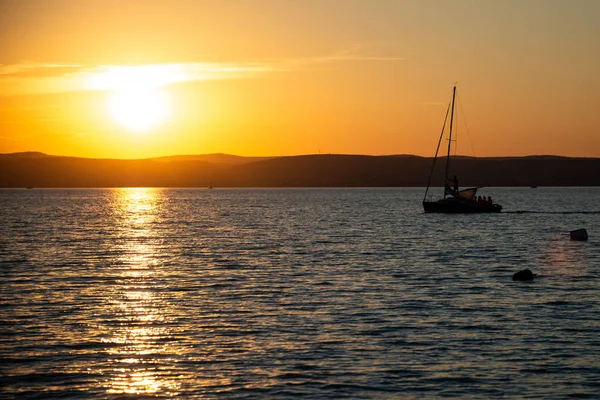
(422, 86, 502, 213)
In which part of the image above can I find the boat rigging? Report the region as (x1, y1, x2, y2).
(422, 85, 502, 213)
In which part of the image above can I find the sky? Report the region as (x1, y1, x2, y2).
(1, 0, 599, 158)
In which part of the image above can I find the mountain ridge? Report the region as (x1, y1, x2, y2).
(1, 152, 599, 187)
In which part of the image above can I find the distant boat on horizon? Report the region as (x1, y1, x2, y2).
(422, 85, 502, 213)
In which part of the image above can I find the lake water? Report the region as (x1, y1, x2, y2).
(1, 187, 599, 399)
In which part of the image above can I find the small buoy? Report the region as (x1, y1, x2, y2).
(513, 269, 535, 281)
(570, 228, 588, 241)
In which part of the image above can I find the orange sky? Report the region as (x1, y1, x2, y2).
(1, 0, 599, 158)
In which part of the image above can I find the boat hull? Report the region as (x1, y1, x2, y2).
(423, 199, 502, 213)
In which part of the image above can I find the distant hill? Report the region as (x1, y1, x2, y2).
(149, 153, 273, 165)
(1, 152, 599, 187)
(0, 152, 49, 160)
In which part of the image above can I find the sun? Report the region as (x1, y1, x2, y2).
(108, 88, 172, 132)
(88, 65, 180, 132)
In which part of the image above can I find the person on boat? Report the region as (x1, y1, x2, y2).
(477, 196, 483, 204)
(487, 196, 493, 206)
(453, 175, 459, 192)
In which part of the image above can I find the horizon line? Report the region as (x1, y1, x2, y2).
(0, 151, 593, 161)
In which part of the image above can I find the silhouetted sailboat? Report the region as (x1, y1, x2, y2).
(423, 86, 502, 213)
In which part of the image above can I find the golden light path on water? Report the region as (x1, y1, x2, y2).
(102, 188, 180, 396)
(83, 187, 267, 396)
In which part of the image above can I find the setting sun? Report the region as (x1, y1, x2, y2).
(85, 65, 178, 132)
(108, 88, 171, 132)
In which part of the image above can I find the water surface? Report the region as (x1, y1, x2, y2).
(1, 188, 599, 398)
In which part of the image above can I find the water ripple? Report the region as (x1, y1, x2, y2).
(1, 188, 599, 398)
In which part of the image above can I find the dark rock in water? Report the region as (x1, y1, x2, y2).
(513, 269, 535, 281)
(570, 228, 588, 241)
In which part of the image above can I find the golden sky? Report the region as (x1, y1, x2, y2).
(1, 0, 599, 158)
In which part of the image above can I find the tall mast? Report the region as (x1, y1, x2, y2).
(423, 101, 451, 202)
(443, 85, 457, 197)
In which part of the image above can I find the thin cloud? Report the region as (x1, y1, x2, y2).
(0, 63, 82, 77)
(282, 45, 406, 68)
(0, 62, 278, 96)
(84, 62, 277, 91)
(0, 47, 406, 96)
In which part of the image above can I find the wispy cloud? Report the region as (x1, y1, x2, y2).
(0, 47, 406, 96)
(84, 62, 277, 91)
(277, 45, 406, 69)
(311, 45, 405, 62)
(0, 62, 276, 95)
(0, 63, 82, 78)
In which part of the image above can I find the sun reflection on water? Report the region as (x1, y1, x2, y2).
(101, 188, 181, 396)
